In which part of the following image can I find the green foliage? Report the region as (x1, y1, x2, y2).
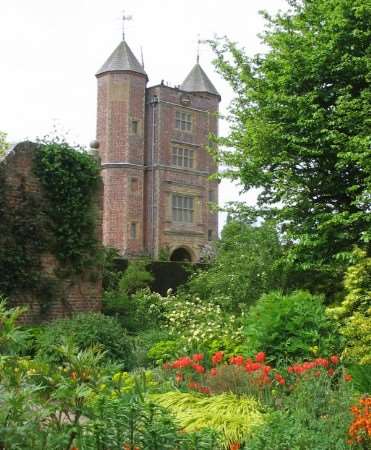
(151, 391, 264, 449)
(211, 0, 371, 279)
(35, 312, 133, 367)
(130, 328, 172, 368)
(101, 246, 122, 291)
(0, 139, 101, 313)
(118, 260, 154, 296)
(0, 166, 52, 309)
(0, 131, 9, 156)
(0, 298, 30, 355)
(103, 260, 155, 332)
(104, 288, 164, 333)
(1, 331, 109, 450)
(147, 340, 179, 364)
(246, 372, 356, 450)
(328, 248, 371, 364)
(187, 221, 286, 310)
(33, 138, 101, 272)
(82, 395, 220, 450)
(0, 303, 219, 449)
(243, 291, 343, 364)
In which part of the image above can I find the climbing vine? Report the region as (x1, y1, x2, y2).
(33, 139, 101, 274)
(0, 171, 49, 303)
(0, 139, 101, 314)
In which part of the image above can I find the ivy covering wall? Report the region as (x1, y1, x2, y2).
(0, 140, 101, 314)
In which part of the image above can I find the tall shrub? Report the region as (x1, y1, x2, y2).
(243, 291, 343, 364)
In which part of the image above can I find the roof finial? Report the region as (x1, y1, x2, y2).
(122, 10, 132, 41)
(197, 34, 201, 64)
(140, 46, 145, 69)
(197, 35, 208, 64)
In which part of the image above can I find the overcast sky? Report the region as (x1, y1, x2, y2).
(0, 0, 288, 229)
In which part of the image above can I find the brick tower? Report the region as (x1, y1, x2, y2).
(96, 39, 220, 261)
(96, 39, 147, 256)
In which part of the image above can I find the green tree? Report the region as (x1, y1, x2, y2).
(327, 248, 371, 364)
(211, 0, 370, 275)
(0, 131, 9, 156)
(187, 221, 285, 311)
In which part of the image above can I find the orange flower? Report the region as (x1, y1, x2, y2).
(348, 396, 371, 445)
(70, 371, 78, 381)
(229, 442, 241, 450)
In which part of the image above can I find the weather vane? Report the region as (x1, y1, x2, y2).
(197, 34, 207, 63)
(122, 10, 132, 41)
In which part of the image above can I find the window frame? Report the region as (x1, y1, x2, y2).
(175, 110, 192, 132)
(172, 194, 194, 223)
(171, 146, 195, 169)
(131, 120, 139, 134)
(130, 222, 137, 239)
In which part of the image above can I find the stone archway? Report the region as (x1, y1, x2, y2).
(170, 247, 193, 262)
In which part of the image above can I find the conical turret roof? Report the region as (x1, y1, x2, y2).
(96, 40, 147, 77)
(180, 63, 220, 98)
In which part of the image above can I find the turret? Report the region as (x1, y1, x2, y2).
(180, 62, 221, 100)
(95, 37, 147, 255)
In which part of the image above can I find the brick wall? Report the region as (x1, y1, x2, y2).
(97, 72, 147, 255)
(0, 142, 103, 324)
(145, 85, 219, 261)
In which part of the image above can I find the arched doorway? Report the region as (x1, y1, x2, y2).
(170, 247, 192, 262)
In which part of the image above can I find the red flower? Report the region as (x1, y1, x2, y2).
(344, 373, 353, 382)
(255, 352, 266, 363)
(199, 385, 210, 395)
(212, 351, 224, 365)
(192, 353, 204, 362)
(330, 355, 340, 365)
(302, 361, 316, 370)
(192, 364, 205, 374)
(314, 358, 329, 368)
(172, 357, 193, 369)
(230, 355, 244, 366)
(327, 368, 335, 377)
(210, 368, 217, 376)
(245, 362, 261, 372)
(274, 373, 286, 385)
(260, 373, 271, 384)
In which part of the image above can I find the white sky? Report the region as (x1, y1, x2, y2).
(0, 0, 288, 230)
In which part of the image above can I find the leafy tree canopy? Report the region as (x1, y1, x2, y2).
(186, 220, 286, 311)
(211, 0, 370, 272)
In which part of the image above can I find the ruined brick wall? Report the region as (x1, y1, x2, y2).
(0, 141, 103, 324)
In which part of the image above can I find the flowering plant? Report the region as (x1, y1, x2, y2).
(161, 295, 244, 354)
(348, 396, 371, 446)
(163, 351, 349, 400)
